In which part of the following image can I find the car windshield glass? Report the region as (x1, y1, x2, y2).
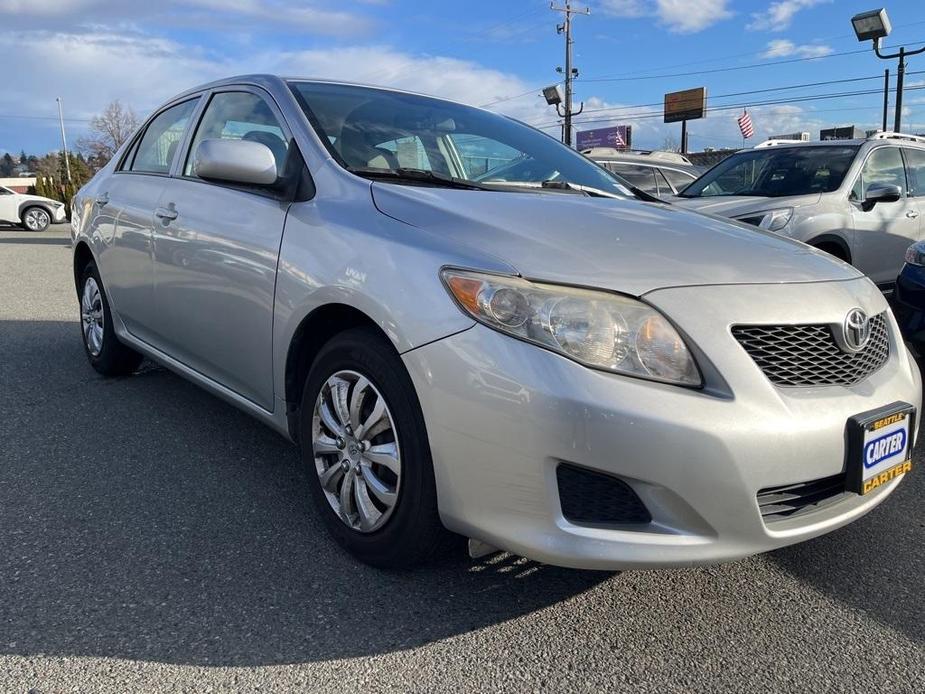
(289, 81, 632, 197)
(680, 145, 859, 198)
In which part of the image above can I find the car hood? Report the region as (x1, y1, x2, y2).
(671, 193, 821, 219)
(371, 185, 858, 295)
(17, 194, 60, 205)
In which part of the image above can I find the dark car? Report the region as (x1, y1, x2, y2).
(894, 240, 925, 354)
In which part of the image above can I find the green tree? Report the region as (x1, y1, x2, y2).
(0, 152, 14, 177)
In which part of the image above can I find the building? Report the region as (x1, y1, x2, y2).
(0, 177, 36, 194)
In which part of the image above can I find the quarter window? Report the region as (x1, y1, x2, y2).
(129, 99, 198, 174)
(851, 147, 906, 201)
(903, 148, 925, 198)
(661, 167, 696, 193)
(185, 91, 289, 178)
(606, 163, 659, 195)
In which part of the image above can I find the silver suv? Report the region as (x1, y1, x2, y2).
(674, 134, 925, 289)
(71, 76, 920, 570)
(582, 148, 701, 197)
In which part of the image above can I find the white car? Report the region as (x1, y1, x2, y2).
(0, 185, 67, 231)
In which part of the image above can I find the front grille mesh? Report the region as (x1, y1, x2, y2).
(732, 313, 890, 387)
(757, 474, 850, 522)
(556, 464, 651, 525)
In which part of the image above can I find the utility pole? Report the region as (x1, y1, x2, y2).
(56, 97, 72, 184)
(551, 2, 589, 147)
(882, 68, 890, 132)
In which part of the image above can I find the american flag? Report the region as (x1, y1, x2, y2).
(738, 109, 755, 139)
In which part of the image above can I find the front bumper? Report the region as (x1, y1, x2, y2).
(402, 278, 921, 570)
(51, 205, 67, 223)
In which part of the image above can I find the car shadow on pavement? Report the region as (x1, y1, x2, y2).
(768, 440, 924, 644)
(0, 320, 610, 667)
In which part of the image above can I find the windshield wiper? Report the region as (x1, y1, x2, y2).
(543, 178, 662, 203)
(347, 167, 488, 191)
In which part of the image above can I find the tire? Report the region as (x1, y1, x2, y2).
(21, 206, 51, 232)
(299, 327, 450, 568)
(79, 261, 143, 377)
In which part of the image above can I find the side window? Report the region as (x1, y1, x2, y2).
(662, 168, 696, 193)
(130, 99, 198, 174)
(609, 163, 658, 194)
(904, 148, 925, 198)
(0, 187, 12, 195)
(185, 91, 289, 178)
(851, 147, 906, 201)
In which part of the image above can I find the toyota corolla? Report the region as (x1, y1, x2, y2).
(70, 75, 920, 569)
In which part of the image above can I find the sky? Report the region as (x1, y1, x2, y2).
(1, 0, 924, 157)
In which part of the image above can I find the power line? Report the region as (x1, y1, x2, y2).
(529, 84, 925, 129)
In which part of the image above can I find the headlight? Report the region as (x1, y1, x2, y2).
(441, 269, 701, 386)
(737, 207, 793, 232)
(905, 241, 925, 266)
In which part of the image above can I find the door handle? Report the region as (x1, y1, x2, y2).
(907, 210, 920, 219)
(155, 206, 178, 221)
(95, 193, 109, 206)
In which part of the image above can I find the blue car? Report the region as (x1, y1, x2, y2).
(893, 240, 925, 355)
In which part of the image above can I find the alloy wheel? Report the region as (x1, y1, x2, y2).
(24, 208, 50, 231)
(311, 370, 401, 532)
(81, 277, 105, 357)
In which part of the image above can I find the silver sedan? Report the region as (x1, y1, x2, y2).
(71, 75, 920, 570)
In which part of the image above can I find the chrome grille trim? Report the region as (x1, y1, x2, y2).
(732, 312, 890, 387)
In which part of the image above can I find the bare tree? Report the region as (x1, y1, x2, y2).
(661, 135, 681, 153)
(78, 100, 139, 167)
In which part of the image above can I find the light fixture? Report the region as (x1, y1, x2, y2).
(851, 8, 891, 44)
(543, 85, 563, 106)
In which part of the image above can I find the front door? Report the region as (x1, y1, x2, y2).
(849, 145, 922, 286)
(149, 88, 292, 410)
(91, 97, 200, 341)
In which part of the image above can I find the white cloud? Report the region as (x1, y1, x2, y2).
(0, 0, 374, 36)
(600, 0, 732, 33)
(746, 0, 830, 32)
(761, 39, 833, 59)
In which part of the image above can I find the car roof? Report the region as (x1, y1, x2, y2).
(585, 152, 699, 171)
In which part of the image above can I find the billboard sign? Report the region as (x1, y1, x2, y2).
(576, 125, 632, 150)
(664, 87, 707, 123)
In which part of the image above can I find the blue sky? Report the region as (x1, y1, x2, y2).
(2, 0, 924, 156)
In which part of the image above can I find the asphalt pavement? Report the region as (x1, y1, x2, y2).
(0, 224, 923, 693)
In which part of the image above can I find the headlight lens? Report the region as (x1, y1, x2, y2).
(738, 207, 793, 232)
(905, 241, 925, 267)
(442, 269, 701, 386)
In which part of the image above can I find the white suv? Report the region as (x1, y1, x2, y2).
(0, 185, 66, 231)
(674, 133, 925, 289)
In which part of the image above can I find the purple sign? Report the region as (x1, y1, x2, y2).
(576, 125, 632, 150)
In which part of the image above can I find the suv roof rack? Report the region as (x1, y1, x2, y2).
(867, 131, 925, 144)
(580, 147, 693, 165)
(754, 139, 806, 148)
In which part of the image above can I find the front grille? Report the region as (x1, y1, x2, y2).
(757, 474, 850, 522)
(732, 312, 890, 387)
(556, 464, 651, 525)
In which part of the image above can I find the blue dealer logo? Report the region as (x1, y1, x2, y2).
(864, 429, 907, 469)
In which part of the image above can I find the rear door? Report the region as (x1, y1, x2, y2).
(148, 87, 293, 410)
(902, 146, 925, 241)
(849, 145, 921, 286)
(91, 98, 200, 341)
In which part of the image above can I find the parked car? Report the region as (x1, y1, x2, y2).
(71, 75, 920, 570)
(582, 148, 702, 196)
(0, 185, 66, 231)
(673, 134, 925, 290)
(893, 239, 925, 354)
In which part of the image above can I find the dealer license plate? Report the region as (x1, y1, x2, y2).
(847, 403, 915, 495)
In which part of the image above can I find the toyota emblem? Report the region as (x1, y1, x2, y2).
(843, 308, 871, 352)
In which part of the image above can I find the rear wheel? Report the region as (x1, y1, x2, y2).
(299, 327, 450, 568)
(21, 206, 51, 232)
(79, 261, 143, 377)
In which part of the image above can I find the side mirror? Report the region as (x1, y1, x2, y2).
(192, 138, 278, 186)
(862, 183, 902, 211)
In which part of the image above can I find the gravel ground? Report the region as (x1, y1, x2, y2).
(0, 224, 922, 693)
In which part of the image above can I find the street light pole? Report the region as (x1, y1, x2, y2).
(55, 97, 72, 185)
(551, 2, 589, 147)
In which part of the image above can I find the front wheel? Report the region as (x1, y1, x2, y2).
(21, 206, 51, 232)
(79, 262, 143, 377)
(299, 327, 451, 568)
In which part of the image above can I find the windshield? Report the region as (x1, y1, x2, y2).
(680, 145, 859, 198)
(289, 81, 632, 197)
